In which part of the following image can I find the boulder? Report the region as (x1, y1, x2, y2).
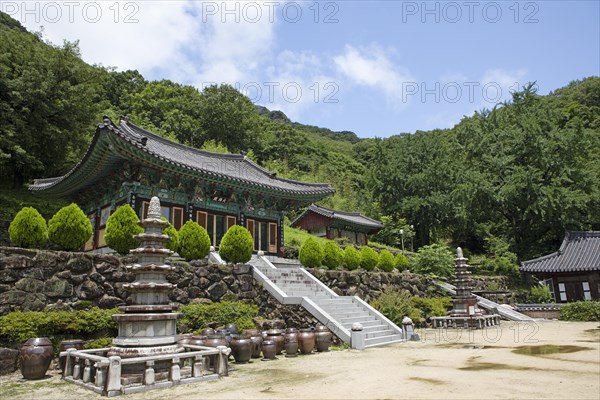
(0, 348, 19, 375)
(43, 277, 73, 298)
(67, 256, 92, 274)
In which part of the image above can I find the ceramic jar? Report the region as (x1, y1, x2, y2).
(200, 328, 215, 336)
(58, 339, 84, 371)
(189, 335, 207, 347)
(225, 323, 239, 335)
(260, 340, 277, 360)
(243, 330, 263, 359)
(215, 329, 232, 344)
(20, 337, 53, 380)
(315, 325, 333, 352)
(298, 328, 315, 354)
(284, 334, 298, 357)
(204, 335, 228, 348)
(230, 335, 253, 364)
(266, 329, 285, 355)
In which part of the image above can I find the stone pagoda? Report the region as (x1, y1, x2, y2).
(108, 196, 183, 374)
(431, 247, 499, 328)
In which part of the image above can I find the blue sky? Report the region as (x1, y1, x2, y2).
(8, 0, 599, 137)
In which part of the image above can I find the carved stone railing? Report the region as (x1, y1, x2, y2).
(62, 345, 230, 397)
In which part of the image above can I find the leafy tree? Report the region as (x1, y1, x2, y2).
(0, 26, 100, 187)
(322, 241, 343, 269)
(197, 84, 260, 152)
(298, 237, 323, 268)
(161, 217, 179, 253)
(343, 245, 360, 271)
(219, 225, 253, 264)
(8, 207, 47, 248)
(371, 216, 415, 250)
(377, 249, 395, 272)
(530, 285, 553, 304)
(104, 205, 143, 255)
(411, 244, 454, 279)
(395, 253, 409, 271)
(178, 221, 210, 261)
(360, 246, 379, 271)
(48, 203, 92, 250)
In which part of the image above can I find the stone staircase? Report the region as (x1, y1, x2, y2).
(249, 254, 404, 348)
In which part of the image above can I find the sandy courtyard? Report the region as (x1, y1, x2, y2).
(1, 320, 598, 399)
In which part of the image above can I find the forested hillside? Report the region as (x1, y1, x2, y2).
(1, 12, 598, 261)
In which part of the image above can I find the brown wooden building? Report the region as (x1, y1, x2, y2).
(291, 204, 383, 246)
(520, 231, 600, 302)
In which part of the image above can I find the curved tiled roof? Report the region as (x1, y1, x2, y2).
(30, 117, 335, 200)
(293, 204, 383, 230)
(520, 231, 600, 273)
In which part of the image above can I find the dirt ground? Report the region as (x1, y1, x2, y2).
(1, 320, 599, 400)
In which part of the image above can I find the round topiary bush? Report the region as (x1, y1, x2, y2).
(178, 220, 210, 261)
(104, 204, 143, 255)
(322, 241, 343, 270)
(298, 237, 324, 268)
(360, 246, 379, 271)
(395, 253, 408, 271)
(8, 207, 48, 248)
(343, 245, 360, 270)
(219, 225, 253, 264)
(48, 203, 93, 251)
(378, 249, 395, 272)
(161, 217, 179, 253)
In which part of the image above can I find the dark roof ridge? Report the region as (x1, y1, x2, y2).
(310, 204, 382, 221)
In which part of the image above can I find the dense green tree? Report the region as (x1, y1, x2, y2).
(322, 241, 343, 269)
(0, 21, 101, 187)
(104, 205, 143, 255)
(8, 207, 47, 248)
(197, 84, 260, 152)
(410, 244, 454, 279)
(48, 204, 92, 250)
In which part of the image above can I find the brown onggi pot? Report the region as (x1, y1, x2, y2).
(244, 330, 263, 359)
(315, 325, 333, 352)
(200, 328, 215, 336)
(189, 335, 207, 347)
(204, 335, 228, 348)
(266, 329, 285, 355)
(261, 340, 277, 360)
(230, 335, 253, 364)
(20, 337, 53, 380)
(284, 335, 298, 357)
(298, 328, 315, 355)
(58, 339, 84, 371)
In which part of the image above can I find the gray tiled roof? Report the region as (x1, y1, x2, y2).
(30, 118, 335, 198)
(520, 231, 600, 273)
(295, 204, 384, 230)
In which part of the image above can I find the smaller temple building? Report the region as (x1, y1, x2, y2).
(291, 204, 383, 246)
(520, 231, 600, 302)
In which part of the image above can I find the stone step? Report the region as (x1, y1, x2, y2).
(364, 334, 404, 347)
(327, 310, 371, 319)
(364, 329, 397, 339)
(339, 315, 378, 324)
(341, 319, 382, 328)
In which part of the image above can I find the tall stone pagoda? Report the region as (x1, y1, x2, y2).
(108, 196, 183, 372)
(448, 247, 482, 318)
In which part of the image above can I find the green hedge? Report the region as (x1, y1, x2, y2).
(560, 301, 600, 321)
(322, 241, 343, 270)
(0, 307, 119, 350)
(371, 290, 452, 328)
(48, 203, 93, 251)
(360, 246, 379, 271)
(179, 301, 259, 332)
(377, 249, 395, 272)
(299, 237, 323, 268)
(178, 220, 211, 261)
(105, 204, 143, 255)
(343, 245, 360, 270)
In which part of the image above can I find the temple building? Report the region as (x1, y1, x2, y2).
(291, 204, 383, 246)
(29, 117, 335, 256)
(520, 231, 600, 302)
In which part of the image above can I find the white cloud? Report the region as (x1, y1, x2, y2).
(333, 44, 414, 107)
(480, 68, 528, 104)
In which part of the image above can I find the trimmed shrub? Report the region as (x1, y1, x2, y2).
(179, 301, 259, 332)
(178, 220, 211, 261)
(560, 301, 600, 321)
(161, 217, 179, 252)
(371, 289, 418, 326)
(8, 206, 48, 248)
(395, 253, 408, 271)
(411, 244, 454, 279)
(104, 204, 144, 255)
(411, 296, 452, 319)
(360, 246, 379, 271)
(298, 237, 324, 268)
(322, 241, 343, 269)
(219, 225, 254, 264)
(343, 245, 360, 270)
(48, 203, 93, 251)
(377, 249, 395, 272)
